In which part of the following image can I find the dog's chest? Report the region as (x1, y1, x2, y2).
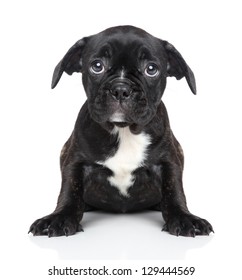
(99, 127, 151, 196)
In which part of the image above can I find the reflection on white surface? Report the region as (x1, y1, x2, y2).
(29, 211, 213, 260)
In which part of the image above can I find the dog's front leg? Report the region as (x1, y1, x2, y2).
(29, 162, 84, 237)
(161, 161, 213, 237)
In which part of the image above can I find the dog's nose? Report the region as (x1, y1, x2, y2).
(110, 83, 131, 101)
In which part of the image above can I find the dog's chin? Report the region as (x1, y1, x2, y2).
(108, 121, 143, 134)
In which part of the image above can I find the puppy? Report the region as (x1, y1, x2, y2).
(29, 25, 213, 237)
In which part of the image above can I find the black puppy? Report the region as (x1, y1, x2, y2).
(29, 26, 213, 237)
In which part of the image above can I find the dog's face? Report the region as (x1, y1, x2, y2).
(52, 26, 196, 130)
(81, 27, 169, 128)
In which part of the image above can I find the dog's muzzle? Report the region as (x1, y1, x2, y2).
(107, 78, 138, 124)
(91, 77, 149, 126)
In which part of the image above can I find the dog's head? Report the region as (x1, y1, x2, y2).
(52, 26, 196, 132)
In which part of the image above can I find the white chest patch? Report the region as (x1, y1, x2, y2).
(98, 127, 151, 196)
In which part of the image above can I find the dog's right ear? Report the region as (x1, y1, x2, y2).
(51, 37, 89, 89)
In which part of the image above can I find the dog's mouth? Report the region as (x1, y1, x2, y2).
(107, 108, 136, 129)
(91, 95, 153, 128)
(112, 121, 129, 127)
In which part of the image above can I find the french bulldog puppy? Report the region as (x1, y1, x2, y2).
(29, 26, 213, 237)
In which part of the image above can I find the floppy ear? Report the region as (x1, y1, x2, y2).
(163, 41, 196, 94)
(51, 37, 89, 89)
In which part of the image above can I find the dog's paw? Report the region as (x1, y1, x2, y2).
(162, 214, 214, 237)
(29, 213, 83, 237)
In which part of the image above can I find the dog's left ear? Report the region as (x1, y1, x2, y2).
(51, 37, 89, 89)
(163, 41, 196, 94)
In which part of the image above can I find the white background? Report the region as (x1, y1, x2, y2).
(1, 0, 242, 279)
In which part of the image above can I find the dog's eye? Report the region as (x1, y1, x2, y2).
(90, 60, 105, 74)
(145, 63, 159, 77)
